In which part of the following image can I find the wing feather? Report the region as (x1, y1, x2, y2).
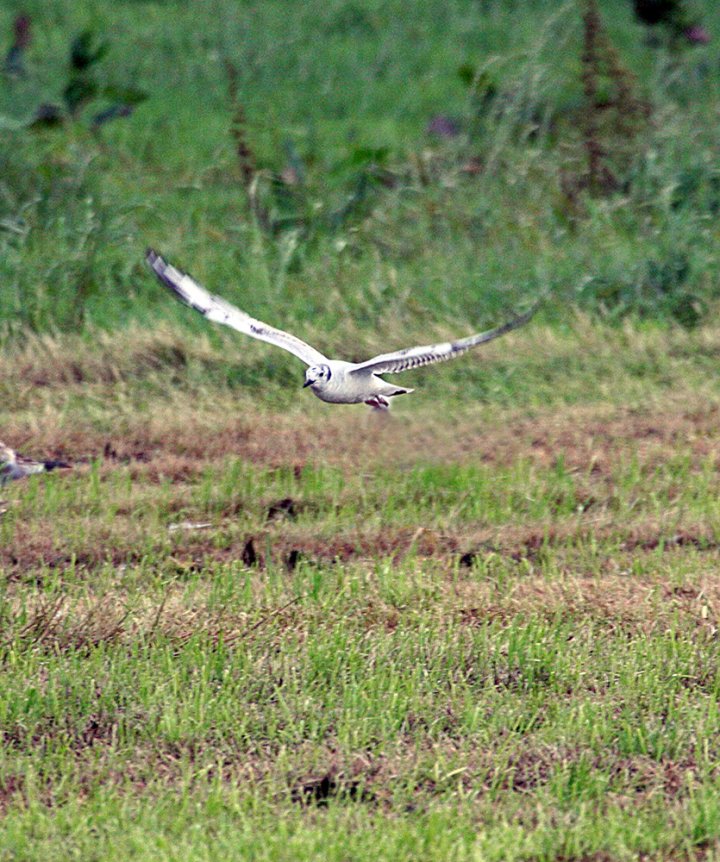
(0, 441, 69, 484)
(146, 250, 328, 367)
(351, 303, 539, 376)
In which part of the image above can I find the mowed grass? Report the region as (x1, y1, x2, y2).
(3, 323, 720, 860)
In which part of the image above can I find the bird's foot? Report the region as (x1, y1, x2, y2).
(364, 396, 390, 411)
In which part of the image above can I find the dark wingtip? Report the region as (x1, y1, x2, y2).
(145, 249, 181, 294)
(143, 249, 205, 315)
(509, 295, 543, 328)
(477, 297, 542, 346)
(525, 288, 551, 318)
(520, 300, 540, 323)
(43, 460, 71, 472)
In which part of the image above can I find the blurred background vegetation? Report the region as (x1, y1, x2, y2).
(1, 0, 719, 340)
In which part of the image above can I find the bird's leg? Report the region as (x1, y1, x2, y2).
(364, 395, 390, 411)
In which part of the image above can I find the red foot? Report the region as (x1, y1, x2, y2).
(364, 396, 390, 411)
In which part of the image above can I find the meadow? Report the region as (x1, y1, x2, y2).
(3, 1, 720, 859)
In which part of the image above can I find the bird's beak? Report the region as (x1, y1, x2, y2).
(303, 379, 314, 388)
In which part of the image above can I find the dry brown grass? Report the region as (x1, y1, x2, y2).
(2, 380, 720, 478)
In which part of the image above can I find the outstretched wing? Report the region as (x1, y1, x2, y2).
(351, 303, 539, 376)
(0, 441, 69, 484)
(146, 250, 329, 367)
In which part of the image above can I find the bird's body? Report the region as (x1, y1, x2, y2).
(301, 360, 412, 408)
(146, 250, 538, 410)
(0, 441, 70, 485)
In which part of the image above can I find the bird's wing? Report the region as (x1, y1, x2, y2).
(0, 442, 69, 484)
(146, 250, 329, 367)
(350, 302, 539, 376)
(13, 458, 45, 477)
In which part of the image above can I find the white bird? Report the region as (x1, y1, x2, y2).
(0, 440, 70, 485)
(146, 249, 539, 410)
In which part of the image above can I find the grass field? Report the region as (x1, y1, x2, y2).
(5, 323, 720, 860)
(4, 1, 720, 860)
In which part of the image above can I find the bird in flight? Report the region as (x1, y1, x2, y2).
(0, 441, 70, 485)
(146, 250, 538, 410)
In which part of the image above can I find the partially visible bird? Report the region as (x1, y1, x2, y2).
(146, 249, 539, 411)
(0, 441, 70, 485)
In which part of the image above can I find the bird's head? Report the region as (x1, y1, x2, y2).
(303, 364, 332, 389)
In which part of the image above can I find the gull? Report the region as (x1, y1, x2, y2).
(0, 440, 70, 485)
(146, 250, 538, 410)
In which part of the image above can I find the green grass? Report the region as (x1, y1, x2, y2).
(3, 443, 720, 861)
(2, 0, 720, 336)
(4, 322, 720, 859)
(5, 0, 720, 858)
